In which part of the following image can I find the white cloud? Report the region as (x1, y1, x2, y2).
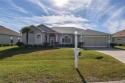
(28, 0, 50, 15)
(87, 0, 112, 22)
(119, 20, 125, 30)
(53, 0, 69, 7)
(40, 15, 88, 24)
(49, 23, 86, 29)
(6, 0, 29, 14)
(0, 14, 94, 31)
(103, 6, 125, 33)
(1, 0, 125, 33)
(12, 15, 89, 25)
(105, 21, 119, 33)
(28, 0, 92, 15)
(104, 20, 125, 33)
(65, 0, 92, 11)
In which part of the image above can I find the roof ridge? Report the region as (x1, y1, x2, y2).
(86, 29, 110, 35)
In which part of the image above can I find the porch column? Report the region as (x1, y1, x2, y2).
(55, 34, 58, 42)
(47, 34, 49, 43)
(108, 35, 111, 47)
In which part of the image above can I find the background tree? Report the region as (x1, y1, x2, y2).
(20, 25, 33, 44)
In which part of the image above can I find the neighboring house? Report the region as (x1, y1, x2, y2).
(112, 30, 125, 45)
(0, 25, 22, 45)
(22, 24, 111, 47)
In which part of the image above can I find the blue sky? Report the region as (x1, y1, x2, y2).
(0, 0, 125, 33)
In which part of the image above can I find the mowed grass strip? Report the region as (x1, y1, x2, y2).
(115, 46, 125, 50)
(0, 46, 125, 83)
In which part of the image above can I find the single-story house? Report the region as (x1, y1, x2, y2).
(22, 24, 111, 47)
(0, 25, 22, 45)
(112, 29, 125, 45)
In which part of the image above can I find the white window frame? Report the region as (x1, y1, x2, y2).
(35, 33, 42, 44)
(62, 35, 72, 44)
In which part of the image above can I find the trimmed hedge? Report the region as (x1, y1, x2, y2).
(110, 43, 117, 48)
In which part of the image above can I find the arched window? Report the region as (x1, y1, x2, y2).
(62, 36, 71, 44)
(35, 34, 42, 44)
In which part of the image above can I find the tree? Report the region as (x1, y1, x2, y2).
(20, 25, 33, 44)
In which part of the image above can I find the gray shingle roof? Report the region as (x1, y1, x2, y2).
(112, 29, 125, 37)
(82, 29, 110, 36)
(0, 25, 21, 36)
(37, 24, 56, 33)
(51, 27, 85, 34)
(51, 27, 110, 35)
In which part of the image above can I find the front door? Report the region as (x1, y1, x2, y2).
(50, 37, 55, 46)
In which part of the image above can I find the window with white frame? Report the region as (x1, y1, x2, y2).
(10, 37, 13, 44)
(18, 38, 20, 42)
(62, 35, 71, 44)
(35, 34, 42, 44)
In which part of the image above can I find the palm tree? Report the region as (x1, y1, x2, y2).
(21, 25, 33, 44)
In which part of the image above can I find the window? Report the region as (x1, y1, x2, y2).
(35, 34, 42, 44)
(36, 34, 41, 38)
(62, 36, 71, 44)
(112, 38, 114, 42)
(18, 38, 20, 42)
(117, 39, 121, 40)
(10, 37, 13, 44)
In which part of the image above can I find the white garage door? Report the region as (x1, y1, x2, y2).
(84, 36, 108, 47)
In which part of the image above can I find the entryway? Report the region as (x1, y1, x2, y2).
(49, 34, 56, 46)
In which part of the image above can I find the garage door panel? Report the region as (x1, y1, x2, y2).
(84, 36, 108, 47)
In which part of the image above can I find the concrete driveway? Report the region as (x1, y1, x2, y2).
(87, 48, 125, 64)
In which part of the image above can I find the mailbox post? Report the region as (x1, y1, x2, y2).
(74, 31, 78, 68)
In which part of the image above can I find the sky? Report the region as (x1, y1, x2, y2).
(0, 0, 125, 33)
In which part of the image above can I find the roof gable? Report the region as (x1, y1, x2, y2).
(37, 24, 56, 33)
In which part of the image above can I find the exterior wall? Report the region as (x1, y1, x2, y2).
(22, 27, 46, 45)
(112, 37, 125, 44)
(21, 27, 111, 48)
(0, 34, 21, 45)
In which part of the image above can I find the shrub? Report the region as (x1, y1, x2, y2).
(78, 42, 84, 48)
(110, 43, 117, 48)
(6, 44, 9, 46)
(55, 42, 59, 45)
(69, 44, 74, 47)
(118, 44, 123, 46)
(43, 43, 49, 47)
(16, 42, 24, 47)
(22, 44, 30, 48)
(33, 45, 38, 48)
(38, 45, 43, 47)
(96, 56, 103, 60)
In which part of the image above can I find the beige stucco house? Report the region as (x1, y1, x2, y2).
(22, 24, 111, 47)
(0, 25, 22, 45)
(112, 30, 125, 45)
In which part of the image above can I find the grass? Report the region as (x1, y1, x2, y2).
(0, 46, 125, 83)
(115, 46, 125, 50)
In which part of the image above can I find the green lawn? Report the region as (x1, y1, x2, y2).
(0, 46, 125, 83)
(115, 46, 125, 50)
